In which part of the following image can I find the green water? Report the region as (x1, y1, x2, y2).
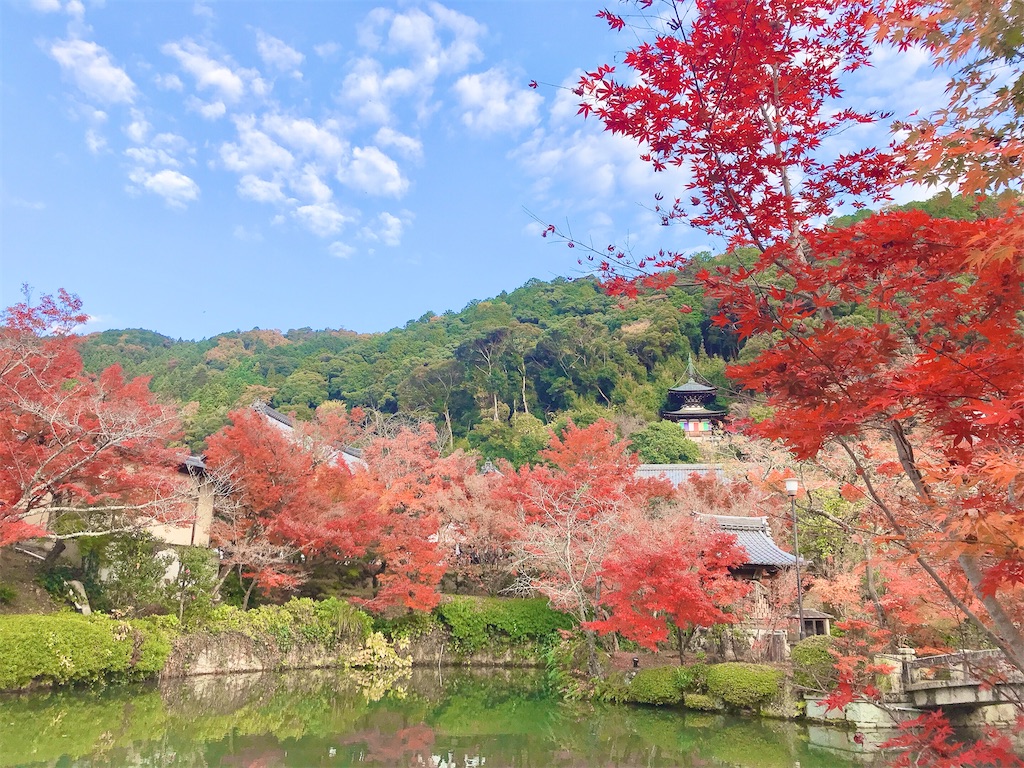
(0, 669, 877, 767)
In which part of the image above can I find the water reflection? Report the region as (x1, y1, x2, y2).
(0, 668, 880, 767)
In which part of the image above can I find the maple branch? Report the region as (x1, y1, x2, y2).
(837, 437, 1024, 672)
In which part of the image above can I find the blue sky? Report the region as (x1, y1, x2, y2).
(1, 0, 947, 340)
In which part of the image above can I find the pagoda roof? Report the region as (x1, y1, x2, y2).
(663, 405, 726, 418)
(669, 379, 718, 394)
(669, 354, 718, 394)
(702, 515, 806, 568)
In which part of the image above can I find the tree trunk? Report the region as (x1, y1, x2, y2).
(443, 408, 454, 450)
(960, 553, 1024, 674)
(585, 628, 600, 678)
(863, 542, 887, 629)
(213, 566, 233, 598)
(43, 539, 66, 569)
(242, 576, 257, 610)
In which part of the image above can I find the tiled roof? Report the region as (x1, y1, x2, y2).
(251, 400, 367, 469)
(253, 401, 295, 426)
(182, 455, 207, 471)
(637, 464, 726, 486)
(703, 515, 802, 568)
(789, 609, 834, 619)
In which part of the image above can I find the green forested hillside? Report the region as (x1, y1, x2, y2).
(79, 272, 737, 456)
(78, 192, 997, 457)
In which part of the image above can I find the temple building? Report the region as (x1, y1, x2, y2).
(661, 356, 727, 437)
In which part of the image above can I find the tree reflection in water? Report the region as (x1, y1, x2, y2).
(0, 668, 878, 767)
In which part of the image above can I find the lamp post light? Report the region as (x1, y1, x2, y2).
(786, 478, 805, 641)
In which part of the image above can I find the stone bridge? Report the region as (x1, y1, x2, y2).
(899, 648, 1023, 710)
(806, 648, 1022, 732)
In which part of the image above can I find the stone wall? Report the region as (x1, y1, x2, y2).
(404, 628, 545, 668)
(161, 632, 355, 678)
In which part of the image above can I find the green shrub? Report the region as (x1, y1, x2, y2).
(629, 420, 702, 464)
(0, 613, 173, 690)
(103, 532, 171, 612)
(0, 583, 15, 605)
(167, 547, 218, 626)
(675, 662, 709, 693)
(435, 597, 573, 653)
(791, 635, 837, 691)
(375, 610, 439, 640)
(705, 663, 783, 710)
(683, 693, 722, 711)
(207, 598, 371, 652)
(626, 666, 684, 705)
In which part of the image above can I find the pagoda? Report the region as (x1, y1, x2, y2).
(661, 355, 727, 437)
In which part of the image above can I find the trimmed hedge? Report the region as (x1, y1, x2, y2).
(0, 613, 173, 690)
(626, 666, 683, 705)
(706, 663, 783, 710)
(434, 597, 573, 653)
(791, 635, 836, 691)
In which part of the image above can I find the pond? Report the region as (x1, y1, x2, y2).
(0, 669, 883, 767)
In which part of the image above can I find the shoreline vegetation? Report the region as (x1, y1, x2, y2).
(0, 595, 804, 723)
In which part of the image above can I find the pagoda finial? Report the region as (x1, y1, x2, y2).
(686, 353, 698, 381)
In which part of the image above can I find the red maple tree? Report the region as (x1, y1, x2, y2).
(549, 2, 1022, 762)
(499, 421, 684, 670)
(586, 513, 749, 650)
(0, 289, 185, 549)
(339, 423, 479, 613)
(205, 406, 353, 606)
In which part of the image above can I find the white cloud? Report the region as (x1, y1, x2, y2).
(341, 146, 408, 197)
(261, 113, 346, 160)
(221, 115, 295, 174)
(343, 4, 485, 123)
(7, 197, 47, 210)
(85, 128, 107, 154)
(81, 106, 107, 124)
(365, 4, 484, 75)
(193, 2, 213, 19)
(29, 0, 62, 12)
(424, 2, 486, 72)
(314, 41, 340, 59)
(124, 109, 150, 143)
(233, 224, 263, 242)
(255, 30, 304, 78)
(155, 73, 184, 91)
(328, 241, 355, 259)
(362, 211, 408, 246)
(453, 68, 541, 133)
(152, 132, 190, 153)
(340, 57, 419, 124)
(128, 168, 200, 207)
(65, 0, 84, 20)
(294, 201, 350, 236)
(186, 96, 227, 120)
(237, 174, 287, 203)
(49, 39, 137, 104)
(125, 146, 181, 168)
(290, 164, 333, 204)
(162, 39, 250, 103)
(374, 126, 422, 159)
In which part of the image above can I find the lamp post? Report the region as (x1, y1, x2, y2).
(786, 478, 805, 641)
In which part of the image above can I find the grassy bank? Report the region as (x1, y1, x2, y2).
(0, 596, 574, 692)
